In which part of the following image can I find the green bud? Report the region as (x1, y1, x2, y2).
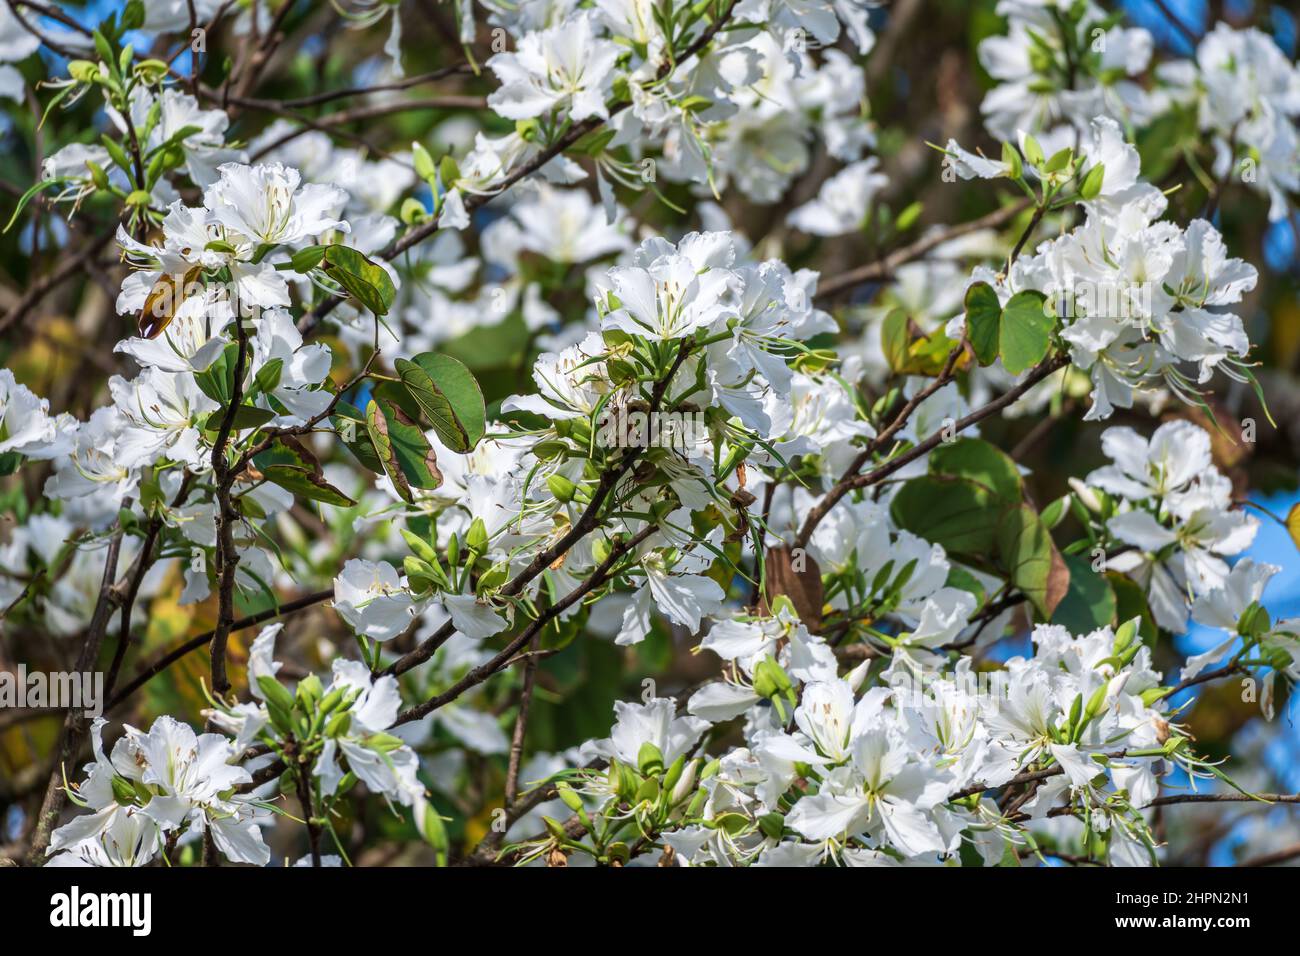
(257, 675, 296, 716)
(466, 517, 489, 555)
(758, 812, 785, 841)
(318, 686, 347, 716)
(325, 711, 352, 738)
(86, 160, 110, 191)
(111, 775, 138, 807)
(547, 473, 578, 503)
(438, 155, 461, 188)
(1079, 162, 1106, 200)
(132, 58, 170, 83)
(1237, 602, 1271, 639)
(1084, 682, 1109, 721)
(399, 197, 428, 225)
(1140, 686, 1171, 706)
(556, 782, 584, 815)
(752, 656, 794, 701)
(1113, 617, 1139, 653)
(633, 776, 660, 804)
(411, 142, 436, 181)
(403, 555, 439, 593)
(1066, 692, 1083, 734)
(1022, 132, 1045, 167)
(662, 754, 687, 793)
(68, 60, 100, 83)
(609, 760, 639, 802)
(296, 673, 323, 710)
(365, 732, 406, 753)
(1001, 140, 1023, 180)
(637, 740, 664, 776)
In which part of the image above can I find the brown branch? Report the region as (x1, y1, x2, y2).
(393, 524, 658, 725)
(504, 636, 541, 806)
(814, 198, 1033, 301)
(26, 503, 132, 864)
(106, 588, 334, 711)
(794, 352, 1069, 550)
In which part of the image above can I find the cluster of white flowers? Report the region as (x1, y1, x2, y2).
(977, 0, 1158, 141)
(1158, 23, 1300, 221)
(551, 615, 1181, 867)
(5, 0, 1294, 871)
(47, 716, 271, 867)
(976, 3, 1299, 220)
(1079, 419, 1257, 632)
(946, 113, 1259, 420)
(433, 0, 877, 226)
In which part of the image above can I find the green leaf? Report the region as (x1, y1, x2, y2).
(890, 475, 1001, 555)
(997, 504, 1069, 619)
(1051, 553, 1117, 632)
(252, 357, 284, 397)
(964, 282, 1002, 367)
(255, 437, 357, 507)
(965, 284, 1055, 375)
(295, 245, 396, 315)
(999, 291, 1055, 374)
(928, 438, 1022, 503)
(204, 404, 275, 431)
(4, 180, 61, 233)
(331, 402, 384, 474)
(1043, 147, 1073, 174)
(395, 353, 486, 453)
(1022, 132, 1044, 167)
(881, 309, 964, 377)
(194, 342, 239, 404)
(262, 465, 356, 507)
(290, 245, 329, 273)
(365, 397, 442, 502)
(945, 566, 987, 608)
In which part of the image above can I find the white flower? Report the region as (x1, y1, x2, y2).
(248, 308, 333, 424)
(0, 369, 59, 456)
(441, 593, 507, 639)
(601, 249, 738, 341)
(941, 140, 1008, 180)
(314, 660, 425, 807)
(203, 162, 349, 246)
(333, 559, 419, 642)
(44, 408, 139, 509)
(108, 367, 218, 470)
(0, 4, 39, 101)
(590, 697, 711, 767)
(787, 158, 888, 236)
(486, 13, 619, 123)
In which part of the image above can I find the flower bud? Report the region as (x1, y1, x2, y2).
(637, 741, 664, 776)
(556, 782, 584, 815)
(466, 517, 489, 555)
(669, 758, 700, 805)
(547, 473, 577, 503)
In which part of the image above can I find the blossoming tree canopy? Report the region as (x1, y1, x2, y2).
(0, 0, 1298, 870)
